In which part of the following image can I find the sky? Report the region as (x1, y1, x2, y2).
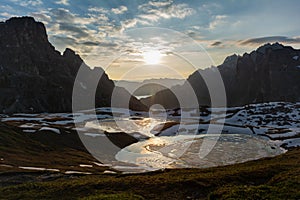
(1, 0, 300, 80)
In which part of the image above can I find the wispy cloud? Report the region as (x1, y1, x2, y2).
(111, 6, 128, 15)
(138, 1, 195, 23)
(31, 11, 51, 24)
(240, 36, 300, 46)
(208, 15, 227, 30)
(55, 0, 69, 6)
(1, 12, 16, 18)
(211, 41, 222, 46)
(10, 0, 43, 7)
(88, 6, 109, 14)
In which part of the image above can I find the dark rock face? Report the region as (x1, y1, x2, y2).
(0, 17, 146, 113)
(142, 43, 300, 108)
(230, 43, 300, 106)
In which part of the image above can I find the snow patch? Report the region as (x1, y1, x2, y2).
(0, 164, 13, 168)
(65, 171, 92, 175)
(282, 138, 300, 148)
(93, 162, 112, 167)
(39, 127, 61, 134)
(79, 164, 93, 168)
(103, 170, 117, 174)
(19, 124, 35, 128)
(19, 166, 59, 172)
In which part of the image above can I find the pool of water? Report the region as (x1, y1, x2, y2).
(115, 134, 285, 171)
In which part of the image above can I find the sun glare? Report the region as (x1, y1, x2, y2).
(142, 50, 162, 65)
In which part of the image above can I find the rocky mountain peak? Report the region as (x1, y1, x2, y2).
(1, 16, 49, 45)
(256, 42, 284, 54)
(0, 16, 59, 74)
(63, 48, 77, 57)
(222, 54, 239, 68)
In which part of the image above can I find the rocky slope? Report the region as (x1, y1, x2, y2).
(142, 43, 300, 108)
(0, 17, 146, 113)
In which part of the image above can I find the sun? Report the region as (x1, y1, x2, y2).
(142, 50, 162, 65)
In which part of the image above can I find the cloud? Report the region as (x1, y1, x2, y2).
(31, 11, 51, 24)
(148, 0, 173, 7)
(208, 15, 227, 30)
(192, 26, 200, 30)
(1, 12, 16, 18)
(41, 8, 129, 59)
(240, 36, 300, 45)
(81, 41, 99, 46)
(138, 1, 195, 23)
(88, 7, 109, 14)
(111, 6, 128, 15)
(211, 41, 222, 46)
(55, 0, 69, 6)
(28, 0, 196, 56)
(121, 19, 138, 29)
(10, 0, 43, 7)
(24, 0, 43, 6)
(199, 3, 221, 15)
(51, 35, 76, 46)
(59, 23, 90, 38)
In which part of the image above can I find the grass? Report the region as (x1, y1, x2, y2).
(0, 122, 108, 173)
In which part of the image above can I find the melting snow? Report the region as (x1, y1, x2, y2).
(0, 164, 13, 168)
(2, 117, 44, 122)
(39, 127, 61, 134)
(268, 131, 299, 139)
(103, 170, 117, 174)
(93, 162, 112, 167)
(65, 171, 92, 175)
(19, 166, 59, 172)
(19, 124, 35, 128)
(282, 138, 300, 148)
(79, 164, 93, 168)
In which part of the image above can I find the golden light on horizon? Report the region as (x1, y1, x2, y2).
(142, 50, 162, 65)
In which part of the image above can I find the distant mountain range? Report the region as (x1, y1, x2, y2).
(142, 43, 300, 108)
(1, 17, 300, 113)
(115, 79, 185, 96)
(0, 17, 146, 113)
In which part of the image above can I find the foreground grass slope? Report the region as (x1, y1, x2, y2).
(1, 148, 299, 199)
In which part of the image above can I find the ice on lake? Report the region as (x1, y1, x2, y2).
(115, 134, 285, 171)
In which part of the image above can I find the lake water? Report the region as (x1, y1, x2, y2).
(82, 115, 285, 172)
(115, 134, 284, 171)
